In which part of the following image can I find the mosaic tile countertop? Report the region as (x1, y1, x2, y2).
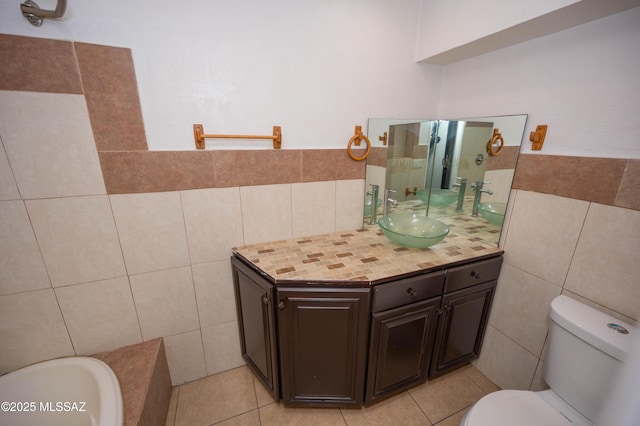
(232, 225, 503, 285)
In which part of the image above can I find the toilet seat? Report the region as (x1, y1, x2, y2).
(462, 390, 594, 426)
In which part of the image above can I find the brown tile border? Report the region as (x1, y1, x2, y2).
(75, 42, 148, 151)
(213, 150, 302, 187)
(301, 149, 365, 182)
(99, 151, 216, 194)
(616, 159, 640, 210)
(513, 154, 629, 206)
(367, 147, 387, 167)
(486, 146, 519, 170)
(0, 34, 83, 94)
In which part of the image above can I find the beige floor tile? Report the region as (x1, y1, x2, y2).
(462, 367, 500, 394)
(434, 409, 467, 426)
(217, 409, 261, 425)
(253, 375, 277, 408)
(165, 387, 179, 426)
(341, 392, 431, 426)
(259, 403, 347, 426)
(408, 369, 485, 423)
(174, 366, 257, 426)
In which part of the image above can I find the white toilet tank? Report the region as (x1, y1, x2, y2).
(544, 295, 636, 423)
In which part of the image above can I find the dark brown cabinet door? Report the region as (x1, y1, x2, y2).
(366, 297, 440, 404)
(232, 257, 279, 400)
(429, 280, 496, 378)
(277, 287, 370, 407)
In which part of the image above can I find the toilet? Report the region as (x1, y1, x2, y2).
(462, 295, 636, 426)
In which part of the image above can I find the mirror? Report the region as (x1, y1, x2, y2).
(364, 114, 528, 246)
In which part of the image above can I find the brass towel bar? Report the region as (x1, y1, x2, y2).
(193, 124, 282, 149)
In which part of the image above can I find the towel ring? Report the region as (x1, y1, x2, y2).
(347, 125, 371, 161)
(486, 128, 504, 156)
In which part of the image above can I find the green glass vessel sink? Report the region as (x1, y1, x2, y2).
(478, 202, 506, 226)
(378, 213, 450, 248)
(417, 189, 458, 206)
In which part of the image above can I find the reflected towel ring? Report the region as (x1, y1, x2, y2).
(347, 125, 371, 161)
(486, 128, 504, 156)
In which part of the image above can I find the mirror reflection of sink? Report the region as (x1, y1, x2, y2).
(364, 198, 382, 216)
(417, 189, 458, 206)
(478, 202, 506, 226)
(378, 213, 450, 248)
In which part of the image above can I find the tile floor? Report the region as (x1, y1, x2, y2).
(165, 364, 499, 426)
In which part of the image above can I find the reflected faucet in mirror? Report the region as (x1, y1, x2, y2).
(364, 114, 528, 247)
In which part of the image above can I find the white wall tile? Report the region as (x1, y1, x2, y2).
(202, 321, 245, 376)
(529, 359, 549, 392)
(26, 196, 126, 287)
(0, 141, 20, 200)
(0, 91, 105, 199)
(483, 169, 515, 204)
(564, 204, 640, 321)
(110, 192, 190, 275)
(475, 325, 539, 391)
(240, 184, 292, 245)
(0, 200, 50, 295)
(335, 179, 365, 232)
(291, 181, 335, 238)
(489, 263, 559, 356)
(163, 330, 207, 385)
(503, 190, 589, 285)
(55, 277, 142, 355)
(181, 187, 244, 265)
(129, 266, 199, 340)
(0, 289, 74, 374)
(192, 261, 236, 328)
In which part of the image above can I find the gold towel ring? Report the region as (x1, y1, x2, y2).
(486, 128, 504, 156)
(347, 125, 371, 161)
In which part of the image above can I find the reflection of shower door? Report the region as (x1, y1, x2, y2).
(440, 121, 457, 189)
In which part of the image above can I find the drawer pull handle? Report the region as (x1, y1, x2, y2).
(471, 271, 481, 279)
(278, 300, 285, 310)
(262, 295, 270, 305)
(407, 288, 418, 298)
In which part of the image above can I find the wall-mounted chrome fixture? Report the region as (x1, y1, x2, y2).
(21, 0, 66, 27)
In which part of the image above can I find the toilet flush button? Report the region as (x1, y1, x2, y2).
(607, 323, 629, 334)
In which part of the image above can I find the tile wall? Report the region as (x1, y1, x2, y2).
(2, 33, 639, 394)
(0, 34, 365, 385)
(476, 186, 640, 391)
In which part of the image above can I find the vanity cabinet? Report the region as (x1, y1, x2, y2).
(365, 271, 444, 403)
(429, 256, 503, 378)
(276, 287, 370, 406)
(231, 252, 503, 408)
(231, 257, 279, 400)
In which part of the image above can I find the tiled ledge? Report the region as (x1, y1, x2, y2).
(92, 338, 172, 426)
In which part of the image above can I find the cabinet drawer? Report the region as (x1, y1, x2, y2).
(444, 256, 503, 293)
(372, 271, 445, 313)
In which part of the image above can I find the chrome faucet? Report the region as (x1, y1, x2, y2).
(453, 177, 467, 213)
(471, 181, 493, 217)
(382, 188, 398, 216)
(366, 184, 379, 225)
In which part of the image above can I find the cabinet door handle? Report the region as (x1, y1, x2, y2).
(471, 271, 481, 280)
(262, 295, 270, 305)
(278, 300, 285, 310)
(407, 288, 418, 298)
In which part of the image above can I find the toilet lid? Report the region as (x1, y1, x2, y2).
(464, 390, 580, 426)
